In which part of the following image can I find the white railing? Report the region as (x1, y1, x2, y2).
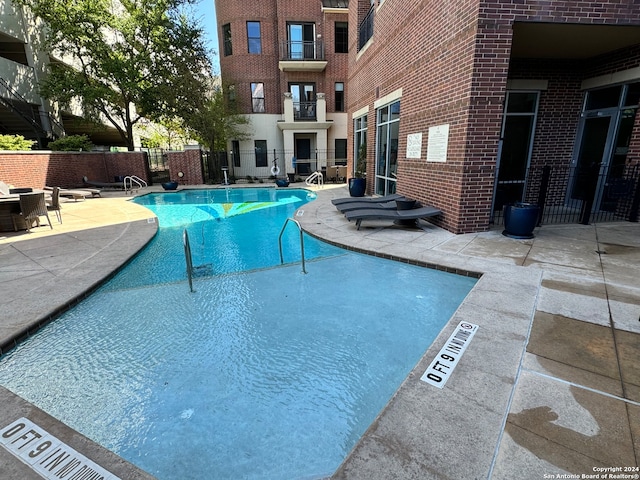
(278, 218, 307, 274)
(304, 171, 323, 188)
(124, 175, 147, 194)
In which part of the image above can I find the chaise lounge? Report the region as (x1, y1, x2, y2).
(331, 193, 405, 206)
(345, 205, 442, 230)
(335, 199, 403, 213)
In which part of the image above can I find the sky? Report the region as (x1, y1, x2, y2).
(193, 0, 220, 72)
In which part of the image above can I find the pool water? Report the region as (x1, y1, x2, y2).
(0, 188, 476, 479)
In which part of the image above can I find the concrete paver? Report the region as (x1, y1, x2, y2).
(0, 184, 638, 479)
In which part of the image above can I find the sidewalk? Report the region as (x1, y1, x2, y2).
(0, 184, 638, 479)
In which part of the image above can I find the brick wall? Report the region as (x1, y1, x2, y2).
(166, 149, 204, 185)
(347, 0, 640, 233)
(0, 152, 151, 189)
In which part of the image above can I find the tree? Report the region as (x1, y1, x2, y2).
(185, 85, 249, 153)
(16, 0, 212, 150)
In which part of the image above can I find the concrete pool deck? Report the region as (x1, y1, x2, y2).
(0, 184, 638, 479)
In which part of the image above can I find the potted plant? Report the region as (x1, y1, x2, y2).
(502, 202, 540, 239)
(349, 143, 367, 197)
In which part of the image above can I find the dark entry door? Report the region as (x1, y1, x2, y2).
(295, 138, 311, 174)
(569, 115, 614, 205)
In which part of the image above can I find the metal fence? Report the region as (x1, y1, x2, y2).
(220, 149, 348, 183)
(492, 164, 640, 226)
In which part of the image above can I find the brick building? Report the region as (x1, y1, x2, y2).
(214, 0, 349, 181)
(215, 0, 640, 233)
(348, 0, 640, 233)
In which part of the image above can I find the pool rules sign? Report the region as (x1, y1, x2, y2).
(421, 322, 478, 388)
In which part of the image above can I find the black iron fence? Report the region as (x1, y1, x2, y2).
(492, 163, 640, 226)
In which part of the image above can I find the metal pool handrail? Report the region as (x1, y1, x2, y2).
(183, 229, 194, 292)
(278, 218, 307, 274)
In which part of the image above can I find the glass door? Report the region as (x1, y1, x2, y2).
(374, 101, 400, 196)
(569, 113, 616, 208)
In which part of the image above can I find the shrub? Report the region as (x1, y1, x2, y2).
(48, 135, 94, 152)
(0, 134, 36, 151)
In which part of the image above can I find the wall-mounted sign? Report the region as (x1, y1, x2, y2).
(426, 124, 449, 163)
(406, 133, 422, 159)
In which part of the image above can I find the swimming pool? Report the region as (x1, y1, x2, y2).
(0, 188, 477, 479)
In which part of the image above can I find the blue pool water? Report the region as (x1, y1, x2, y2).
(0, 188, 476, 479)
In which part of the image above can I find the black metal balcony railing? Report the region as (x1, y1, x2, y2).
(358, 7, 374, 50)
(280, 40, 325, 61)
(294, 101, 316, 120)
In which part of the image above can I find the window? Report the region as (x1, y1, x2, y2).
(289, 83, 316, 120)
(247, 21, 261, 54)
(223, 23, 232, 56)
(375, 101, 399, 196)
(354, 114, 367, 176)
(287, 22, 315, 59)
(335, 22, 348, 53)
(335, 82, 344, 112)
(251, 82, 265, 113)
(335, 139, 347, 164)
(232, 140, 240, 167)
(255, 140, 267, 167)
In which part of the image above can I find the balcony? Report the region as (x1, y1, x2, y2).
(279, 40, 327, 72)
(278, 92, 332, 130)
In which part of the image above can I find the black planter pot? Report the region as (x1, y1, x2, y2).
(161, 181, 179, 191)
(503, 202, 540, 239)
(275, 179, 289, 187)
(349, 178, 366, 197)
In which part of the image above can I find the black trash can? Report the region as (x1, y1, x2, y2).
(503, 202, 540, 239)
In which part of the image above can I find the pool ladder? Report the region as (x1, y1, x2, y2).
(278, 218, 307, 274)
(183, 229, 194, 292)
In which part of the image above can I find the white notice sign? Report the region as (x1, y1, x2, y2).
(426, 124, 449, 163)
(406, 133, 422, 159)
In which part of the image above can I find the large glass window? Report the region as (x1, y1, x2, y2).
(223, 23, 232, 56)
(287, 23, 315, 59)
(247, 21, 261, 54)
(251, 82, 265, 113)
(335, 82, 344, 112)
(255, 140, 267, 167)
(335, 22, 348, 53)
(494, 91, 539, 209)
(354, 114, 368, 177)
(375, 101, 399, 196)
(335, 139, 347, 164)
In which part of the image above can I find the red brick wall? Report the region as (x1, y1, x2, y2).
(167, 149, 204, 185)
(347, 0, 640, 233)
(0, 152, 150, 189)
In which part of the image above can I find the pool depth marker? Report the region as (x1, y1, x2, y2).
(421, 322, 478, 388)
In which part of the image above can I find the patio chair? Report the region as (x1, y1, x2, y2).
(11, 192, 53, 232)
(331, 193, 405, 206)
(345, 205, 442, 230)
(47, 186, 62, 223)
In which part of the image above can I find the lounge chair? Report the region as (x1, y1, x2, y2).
(345, 205, 442, 230)
(331, 193, 405, 206)
(82, 176, 125, 189)
(45, 186, 101, 200)
(336, 199, 409, 213)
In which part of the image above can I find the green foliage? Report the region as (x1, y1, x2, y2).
(16, 0, 213, 150)
(0, 134, 36, 151)
(183, 85, 249, 152)
(355, 142, 367, 178)
(48, 134, 94, 151)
